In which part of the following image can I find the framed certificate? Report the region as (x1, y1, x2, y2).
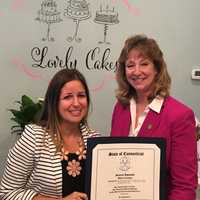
(85, 137, 166, 200)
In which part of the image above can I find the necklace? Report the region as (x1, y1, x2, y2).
(60, 138, 86, 177)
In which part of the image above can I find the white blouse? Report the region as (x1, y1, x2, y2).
(129, 96, 164, 137)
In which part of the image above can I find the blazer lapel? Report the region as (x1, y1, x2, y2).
(47, 135, 62, 195)
(138, 110, 161, 137)
(120, 105, 131, 137)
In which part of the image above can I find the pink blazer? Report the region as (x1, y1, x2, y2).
(111, 96, 197, 200)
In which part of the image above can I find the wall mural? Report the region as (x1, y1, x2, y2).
(64, 0, 91, 43)
(30, 0, 122, 79)
(35, 0, 120, 44)
(94, 5, 119, 44)
(4, 0, 141, 90)
(36, 0, 62, 42)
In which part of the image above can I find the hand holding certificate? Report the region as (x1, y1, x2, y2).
(85, 137, 166, 200)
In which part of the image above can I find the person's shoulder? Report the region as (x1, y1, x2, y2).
(88, 129, 101, 137)
(164, 96, 194, 116)
(80, 123, 101, 137)
(22, 123, 46, 138)
(113, 100, 129, 111)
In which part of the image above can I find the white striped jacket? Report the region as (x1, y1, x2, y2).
(0, 124, 99, 200)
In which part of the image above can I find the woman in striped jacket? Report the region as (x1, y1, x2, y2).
(0, 69, 99, 200)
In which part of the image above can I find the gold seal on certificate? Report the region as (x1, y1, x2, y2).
(85, 137, 166, 200)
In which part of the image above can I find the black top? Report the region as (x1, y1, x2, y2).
(61, 153, 85, 197)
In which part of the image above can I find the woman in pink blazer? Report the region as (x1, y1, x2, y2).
(111, 34, 197, 200)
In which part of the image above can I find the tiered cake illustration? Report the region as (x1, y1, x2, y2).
(64, 0, 90, 42)
(36, 0, 62, 41)
(94, 5, 119, 44)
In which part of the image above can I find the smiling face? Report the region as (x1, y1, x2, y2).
(58, 80, 88, 126)
(125, 49, 157, 97)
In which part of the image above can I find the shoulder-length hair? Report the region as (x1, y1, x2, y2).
(116, 34, 171, 105)
(38, 68, 91, 150)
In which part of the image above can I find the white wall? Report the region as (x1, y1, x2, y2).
(1, 0, 200, 178)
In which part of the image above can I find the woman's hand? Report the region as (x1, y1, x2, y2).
(63, 192, 88, 200)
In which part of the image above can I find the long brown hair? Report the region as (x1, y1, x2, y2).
(38, 69, 91, 150)
(116, 34, 171, 105)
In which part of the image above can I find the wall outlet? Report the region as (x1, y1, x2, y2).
(191, 68, 200, 80)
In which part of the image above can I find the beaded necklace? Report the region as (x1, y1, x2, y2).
(60, 138, 86, 177)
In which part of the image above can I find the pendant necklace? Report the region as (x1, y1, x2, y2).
(60, 138, 86, 177)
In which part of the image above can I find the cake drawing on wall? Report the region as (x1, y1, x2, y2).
(36, 0, 62, 41)
(64, 0, 91, 43)
(94, 5, 119, 44)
